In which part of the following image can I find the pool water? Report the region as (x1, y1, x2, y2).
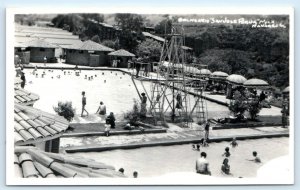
(69, 137, 289, 178)
(23, 69, 230, 120)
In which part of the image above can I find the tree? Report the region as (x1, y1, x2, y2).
(228, 91, 248, 120)
(115, 13, 144, 32)
(101, 39, 119, 50)
(53, 101, 75, 121)
(114, 13, 145, 51)
(136, 39, 162, 62)
(247, 98, 263, 120)
(91, 35, 101, 43)
(124, 99, 140, 126)
(155, 18, 172, 35)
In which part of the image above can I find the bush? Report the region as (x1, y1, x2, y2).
(247, 98, 263, 120)
(228, 91, 248, 120)
(53, 101, 76, 121)
(124, 99, 140, 126)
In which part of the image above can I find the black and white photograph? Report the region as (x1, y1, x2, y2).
(6, 7, 294, 185)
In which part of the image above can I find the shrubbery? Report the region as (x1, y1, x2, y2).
(53, 101, 76, 121)
(124, 99, 140, 126)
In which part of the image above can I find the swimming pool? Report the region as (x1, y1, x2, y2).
(68, 137, 289, 178)
(23, 68, 230, 120)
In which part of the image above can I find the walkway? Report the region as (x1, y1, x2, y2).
(61, 123, 289, 153)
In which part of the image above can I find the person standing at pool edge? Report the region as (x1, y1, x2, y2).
(140, 93, 147, 118)
(81, 91, 89, 117)
(107, 112, 116, 129)
(204, 122, 210, 140)
(20, 71, 26, 89)
(43, 56, 47, 66)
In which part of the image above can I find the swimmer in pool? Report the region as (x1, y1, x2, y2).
(247, 151, 261, 163)
(222, 147, 231, 157)
(230, 137, 238, 147)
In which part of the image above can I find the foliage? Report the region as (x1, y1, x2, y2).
(228, 91, 248, 119)
(154, 18, 173, 35)
(136, 39, 162, 62)
(53, 101, 75, 121)
(229, 90, 264, 121)
(198, 48, 289, 89)
(124, 99, 140, 125)
(51, 13, 104, 39)
(114, 13, 145, 52)
(115, 13, 144, 32)
(247, 98, 263, 120)
(15, 14, 55, 26)
(101, 39, 120, 50)
(91, 35, 101, 43)
(52, 14, 85, 33)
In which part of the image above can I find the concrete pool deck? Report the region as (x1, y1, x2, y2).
(61, 124, 289, 153)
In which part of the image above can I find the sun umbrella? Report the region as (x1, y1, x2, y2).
(282, 86, 289, 94)
(226, 74, 247, 85)
(243, 78, 269, 88)
(211, 71, 229, 78)
(108, 49, 135, 57)
(199, 69, 212, 75)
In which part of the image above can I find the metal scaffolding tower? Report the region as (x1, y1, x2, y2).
(131, 30, 208, 127)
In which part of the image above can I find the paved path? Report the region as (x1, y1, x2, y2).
(61, 123, 289, 152)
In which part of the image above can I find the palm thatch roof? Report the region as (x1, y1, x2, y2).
(108, 49, 135, 57)
(66, 40, 114, 52)
(23, 38, 58, 48)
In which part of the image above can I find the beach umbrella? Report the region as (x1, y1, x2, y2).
(199, 69, 212, 75)
(282, 86, 289, 94)
(226, 74, 247, 85)
(160, 61, 169, 67)
(184, 65, 198, 74)
(257, 156, 291, 181)
(243, 78, 269, 88)
(108, 49, 135, 57)
(211, 71, 229, 78)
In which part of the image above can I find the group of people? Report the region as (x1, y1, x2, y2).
(195, 138, 261, 176)
(81, 91, 115, 137)
(112, 59, 121, 68)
